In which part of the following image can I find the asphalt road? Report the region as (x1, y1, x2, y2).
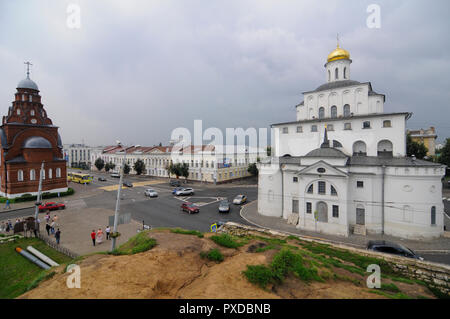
(84, 179, 257, 232)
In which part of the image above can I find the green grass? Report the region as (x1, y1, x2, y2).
(381, 283, 400, 293)
(170, 228, 204, 238)
(0, 237, 72, 299)
(210, 234, 245, 249)
(110, 231, 157, 255)
(255, 244, 279, 253)
(200, 248, 224, 262)
(243, 248, 323, 289)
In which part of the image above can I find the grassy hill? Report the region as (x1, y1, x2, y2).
(0, 237, 73, 299)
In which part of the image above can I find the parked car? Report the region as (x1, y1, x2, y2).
(170, 180, 181, 187)
(366, 240, 423, 260)
(98, 177, 107, 182)
(123, 181, 133, 187)
(233, 195, 247, 205)
(175, 188, 194, 196)
(180, 202, 199, 214)
(172, 187, 184, 195)
(218, 199, 231, 213)
(110, 173, 120, 178)
(144, 188, 158, 198)
(39, 202, 65, 213)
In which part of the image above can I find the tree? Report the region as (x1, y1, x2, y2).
(248, 163, 258, 176)
(406, 134, 428, 159)
(180, 163, 189, 182)
(134, 159, 146, 175)
(123, 163, 131, 175)
(439, 138, 450, 169)
(105, 162, 115, 172)
(94, 158, 105, 171)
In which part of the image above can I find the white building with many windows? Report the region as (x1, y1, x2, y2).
(257, 44, 446, 240)
(91, 144, 265, 183)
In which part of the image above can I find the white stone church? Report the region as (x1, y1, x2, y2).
(257, 44, 446, 240)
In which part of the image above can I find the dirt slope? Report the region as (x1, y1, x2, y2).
(18, 230, 432, 299)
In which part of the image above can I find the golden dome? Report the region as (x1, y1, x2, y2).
(327, 45, 350, 63)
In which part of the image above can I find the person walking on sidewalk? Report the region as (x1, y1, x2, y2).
(55, 228, 61, 245)
(50, 220, 55, 235)
(105, 226, 111, 240)
(91, 230, 96, 246)
(4, 199, 11, 210)
(45, 222, 51, 236)
(96, 228, 104, 245)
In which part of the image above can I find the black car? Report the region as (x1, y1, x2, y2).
(123, 181, 133, 187)
(98, 177, 107, 182)
(367, 240, 423, 260)
(170, 180, 181, 187)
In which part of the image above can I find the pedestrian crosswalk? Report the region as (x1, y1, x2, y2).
(98, 180, 165, 192)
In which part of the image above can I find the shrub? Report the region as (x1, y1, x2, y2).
(210, 234, 245, 249)
(110, 231, 157, 255)
(381, 283, 400, 293)
(243, 265, 274, 288)
(200, 249, 224, 262)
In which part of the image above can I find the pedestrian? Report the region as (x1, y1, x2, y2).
(50, 220, 55, 235)
(0, 221, 5, 232)
(4, 199, 11, 210)
(91, 230, 96, 246)
(45, 213, 50, 223)
(105, 226, 111, 240)
(45, 222, 51, 236)
(96, 228, 103, 245)
(55, 228, 61, 245)
(6, 220, 12, 233)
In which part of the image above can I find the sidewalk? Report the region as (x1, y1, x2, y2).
(240, 200, 450, 253)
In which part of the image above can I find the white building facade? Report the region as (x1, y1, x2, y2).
(91, 144, 264, 183)
(258, 44, 446, 240)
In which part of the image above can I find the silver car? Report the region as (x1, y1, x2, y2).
(218, 199, 230, 213)
(175, 188, 194, 196)
(144, 188, 158, 197)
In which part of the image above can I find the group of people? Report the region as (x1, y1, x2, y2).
(91, 226, 111, 246)
(44, 213, 61, 244)
(0, 219, 14, 233)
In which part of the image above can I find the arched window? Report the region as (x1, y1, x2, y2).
(41, 169, 45, 180)
(319, 107, 325, 119)
(353, 141, 367, 155)
(343, 67, 347, 79)
(307, 184, 314, 194)
(328, 70, 331, 81)
(18, 170, 24, 182)
(343, 104, 350, 117)
(17, 109, 21, 115)
(48, 168, 53, 179)
(30, 169, 36, 181)
(377, 140, 393, 157)
(431, 206, 436, 225)
(56, 168, 61, 178)
(335, 68, 339, 80)
(331, 106, 337, 118)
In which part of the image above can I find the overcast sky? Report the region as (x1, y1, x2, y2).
(0, 0, 449, 146)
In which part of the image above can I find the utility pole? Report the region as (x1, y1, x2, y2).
(111, 145, 126, 251)
(34, 162, 45, 220)
(381, 165, 386, 235)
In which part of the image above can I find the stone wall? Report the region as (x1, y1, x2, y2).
(219, 222, 450, 295)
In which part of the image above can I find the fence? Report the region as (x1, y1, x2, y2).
(37, 233, 79, 259)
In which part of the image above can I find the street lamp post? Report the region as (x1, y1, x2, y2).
(111, 142, 127, 252)
(34, 162, 45, 221)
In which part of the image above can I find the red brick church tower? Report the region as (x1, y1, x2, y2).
(0, 64, 67, 198)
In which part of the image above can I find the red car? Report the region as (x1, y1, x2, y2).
(39, 202, 66, 212)
(180, 202, 199, 214)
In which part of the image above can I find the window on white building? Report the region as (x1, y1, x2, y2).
(327, 124, 334, 131)
(344, 123, 352, 130)
(383, 120, 392, 128)
(431, 206, 436, 225)
(343, 104, 351, 117)
(332, 205, 339, 218)
(296, 126, 303, 133)
(282, 127, 289, 134)
(293, 176, 298, 183)
(357, 181, 364, 188)
(331, 185, 337, 196)
(306, 202, 312, 214)
(331, 106, 337, 118)
(319, 107, 325, 119)
(318, 181, 326, 194)
(363, 121, 371, 129)
(292, 200, 299, 214)
(311, 125, 318, 132)
(307, 184, 313, 194)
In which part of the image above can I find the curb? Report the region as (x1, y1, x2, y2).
(240, 200, 450, 253)
(0, 206, 35, 214)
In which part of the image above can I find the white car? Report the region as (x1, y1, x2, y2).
(175, 188, 194, 196)
(144, 188, 158, 197)
(233, 195, 247, 205)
